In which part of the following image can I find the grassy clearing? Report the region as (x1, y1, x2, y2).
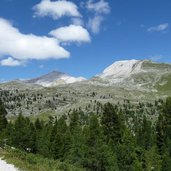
(7, 110, 57, 123)
(143, 61, 171, 69)
(156, 74, 171, 92)
(0, 148, 84, 171)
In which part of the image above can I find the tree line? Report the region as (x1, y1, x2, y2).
(0, 98, 171, 171)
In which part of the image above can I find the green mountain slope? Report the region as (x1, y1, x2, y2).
(0, 60, 171, 117)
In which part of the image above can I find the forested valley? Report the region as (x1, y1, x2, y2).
(1, 97, 171, 171)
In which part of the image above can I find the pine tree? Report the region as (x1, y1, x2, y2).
(12, 114, 36, 152)
(156, 114, 165, 151)
(116, 129, 137, 171)
(34, 118, 44, 152)
(5, 121, 14, 146)
(0, 100, 7, 131)
(35, 118, 43, 130)
(161, 149, 171, 171)
(36, 122, 53, 158)
(144, 146, 161, 171)
(163, 97, 171, 140)
(67, 112, 84, 166)
(51, 116, 71, 160)
(137, 116, 154, 150)
(101, 103, 123, 144)
(156, 97, 171, 151)
(83, 114, 119, 171)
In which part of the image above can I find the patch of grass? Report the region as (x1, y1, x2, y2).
(0, 148, 84, 171)
(143, 61, 171, 70)
(156, 74, 171, 92)
(28, 110, 57, 122)
(8, 110, 57, 123)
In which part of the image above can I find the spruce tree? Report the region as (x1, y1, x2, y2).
(144, 146, 161, 171)
(101, 103, 123, 144)
(161, 149, 171, 171)
(156, 97, 171, 151)
(51, 116, 71, 160)
(83, 114, 119, 171)
(67, 112, 84, 166)
(0, 100, 7, 131)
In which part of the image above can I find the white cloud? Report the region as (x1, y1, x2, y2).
(33, 0, 81, 20)
(0, 18, 70, 62)
(86, 0, 110, 14)
(86, 0, 110, 34)
(147, 23, 169, 32)
(49, 25, 91, 43)
(88, 15, 103, 34)
(0, 57, 23, 67)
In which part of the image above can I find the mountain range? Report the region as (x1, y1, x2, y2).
(17, 59, 171, 92)
(25, 71, 86, 87)
(1, 59, 171, 94)
(1, 59, 171, 117)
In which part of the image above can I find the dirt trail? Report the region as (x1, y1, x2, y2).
(0, 158, 19, 171)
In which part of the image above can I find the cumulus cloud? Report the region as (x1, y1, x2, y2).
(147, 23, 169, 32)
(49, 25, 91, 43)
(33, 0, 81, 20)
(0, 57, 24, 67)
(0, 18, 70, 63)
(86, 0, 110, 34)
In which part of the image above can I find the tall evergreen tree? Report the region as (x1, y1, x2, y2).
(144, 146, 161, 171)
(101, 103, 123, 144)
(156, 97, 171, 152)
(51, 116, 71, 161)
(137, 116, 154, 150)
(67, 112, 84, 166)
(12, 114, 36, 152)
(116, 129, 137, 171)
(161, 148, 171, 171)
(156, 114, 165, 151)
(83, 114, 119, 171)
(0, 100, 7, 131)
(36, 122, 53, 158)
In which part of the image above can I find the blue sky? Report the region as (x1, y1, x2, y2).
(0, 0, 171, 81)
